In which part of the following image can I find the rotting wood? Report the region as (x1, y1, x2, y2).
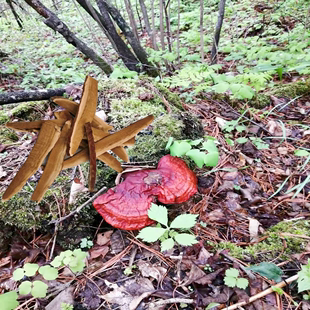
(2, 121, 62, 201)
(69, 76, 98, 156)
(31, 120, 72, 202)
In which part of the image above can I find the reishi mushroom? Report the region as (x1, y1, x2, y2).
(93, 155, 197, 230)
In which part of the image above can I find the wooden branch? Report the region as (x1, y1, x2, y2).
(0, 88, 66, 105)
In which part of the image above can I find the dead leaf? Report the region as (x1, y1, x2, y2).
(89, 245, 109, 259)
(69, 178, 88, 204)
(249, 218, 261, 242)
(97, 230, 113, 246)
(137, 261, 167, 282)
(46, 287, 74, 310)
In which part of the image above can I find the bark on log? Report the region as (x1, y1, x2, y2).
(0, 88, 66, 105)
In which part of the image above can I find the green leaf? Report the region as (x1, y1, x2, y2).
(213, 82, 229, 93)
(161, 238, 175, 252)
(31, 280, 48, 298)
(236, 137, 248, 144)
(51, 257, 63, 268)
(247, 262, 283, 283)
(19, 281, 32, 295)
(137, 227, 167, 242)
(24, 263, 39, 277)
(236, 278, 249, 289)
(174, 233, 198, 246)
(297, 260, 310, 293)
(225, 268, 239, 278)
(0, 291, 19, 310)
(272, 286, 284, 295)
(148, 203, 168, 227)
(39, 265, 58, 281)
(206, 302, 220, 310)
(295, 149, 310, 157)
(170, 141, 192, 157)
(236, 125, 246, 133)
(224, 276, 237, 287)
(165, 137, 174, 150)
(188, 138, 203, 146)
(170, 214, 198, 229)
(201, 140, 219, 167)
(237, 85, 254, 99)
(13, 268, 24, 281)
(186, 149, 206, 168)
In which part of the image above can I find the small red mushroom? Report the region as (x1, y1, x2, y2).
(93, 155, 197, 230)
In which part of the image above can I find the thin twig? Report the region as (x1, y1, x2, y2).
(224, 274, 299, 310)
(149, 298, 194, 308)
(49, 186, 107, 225)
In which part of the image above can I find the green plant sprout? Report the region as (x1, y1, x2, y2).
(297, 259, 310, 293)
(80, 238, 94, 249)
(61, 303, 74, 310)
(224, 268, 249, 289)
(166, 137, 219, 168)
(124, 265, 137, 276)
(137, 203, 198, 252)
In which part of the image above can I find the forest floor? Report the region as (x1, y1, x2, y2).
(0, 0, 310, 309)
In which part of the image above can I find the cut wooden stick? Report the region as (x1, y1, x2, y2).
(85, 122, 96, 192)
(69, 76, 98, 156)
(52, 97, 113, 132)
(62, 115, 154, 169)
(97, 153, 123, 172)
(5, 119, 66, 132)
(31, 120, 72, 202)
(54, 110, 73, 121)
(2, 121, 62, 201)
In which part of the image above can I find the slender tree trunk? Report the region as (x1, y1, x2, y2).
(177, 0, 180, 64)
(139, 0, 151, 38)
(100, 0, 158, 76)
(211, 0, 226, 64)
(200, 0, 204, 63)
(150, 0, 158, 50)
(159, 0, 165, 50)
(6, 0, 23, 29)
(124, 0, 139, 41)
(135, 0, 143, 31)
(23, 0, 113, 75)
(163, 0, 172, 52)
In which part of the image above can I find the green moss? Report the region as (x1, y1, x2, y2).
(11, 101, 48, 121)
(155, 83, 183, 110)
(0, 127, 19, 143)
(213, 220, 310, 262)
(0, 111, 9, 125)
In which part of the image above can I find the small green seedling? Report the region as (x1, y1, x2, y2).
(297, 259, 310, 293)
(61, 303, 74, 310)
(166, 137, 219, 168)
(224, 268, 249, 289)
(206, 303, 220, 310)
(80, 238, 94, 249)
(137, 203, 198, 252)
(124, 265, 137, 276)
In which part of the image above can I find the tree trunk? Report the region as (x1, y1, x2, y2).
(150, 0, 158, 50)
(159, 0, 165, 50)
(177, 0, 180, 64)
(139, 0, 151, 38)
(0, 88, 66, 105)
(211, 0, 226, 64)
(23, 0, 113, 75)
(6, 0, 23, 29)
(124, 0, 139, 41)
(163, 0, 172, 52)
(101, 0, 158, 76)
(200, 0, 204, 63)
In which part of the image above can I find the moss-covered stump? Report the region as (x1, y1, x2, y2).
(213, 220, 310, 262)
(0, 78, 203, 249)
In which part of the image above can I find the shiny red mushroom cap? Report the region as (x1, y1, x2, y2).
(93, 155, 197, 230)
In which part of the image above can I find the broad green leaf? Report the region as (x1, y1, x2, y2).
(69, 259, 85, 273)
(236, 125, 246, 133)
(186, 149, 206, 168)
(170, 141, 192, 157)
(297, 260, 310, 293)
(246, 262, 283, 282)
(236, 278, 249, 289)
(0, 291, 19, 310)
(161, 238, 175, 252)
(213, 82, 229, 93)
(237, 85, 254, 99)
(236, 137, 248, 144)
(170, 214, 198, 229)
(137, 227, 167, 242)
(225, 268, 239, 278)
(202, 140, 219, 167)
(73, 249, 88, 261)
(39, 266, 58, 281)
(110, 68, 124, 79)
(31, 281, 48, 298)
(202, 140, 218, 152)
(224, 276, 237, 287)
(51, 257, 63, 268)
(174, 233, 198, 246)
(19, 281, 32, 295)
(206, 302, 220, 310)
(148, 203, 168, 227)
(295, 149, 310, 157)
(13, 268, 24, 281)
(165, 137, 174, 150)
(24, 263, 39, 277)
(189, 138, 204, 146)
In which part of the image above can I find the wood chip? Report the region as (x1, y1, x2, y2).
(31, 120, 72, 202)
(5, 119, 66, 132)
(85, 122, 96, 192)
(2, 121, 62, 201)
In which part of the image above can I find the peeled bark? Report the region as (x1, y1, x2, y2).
(23, 0, 113, 75)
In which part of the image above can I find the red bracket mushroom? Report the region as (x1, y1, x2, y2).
(93, 155, 197, 230)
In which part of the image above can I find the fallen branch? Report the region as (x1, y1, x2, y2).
(0, 88, 66, 105)
(225, 274, 299, 310)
